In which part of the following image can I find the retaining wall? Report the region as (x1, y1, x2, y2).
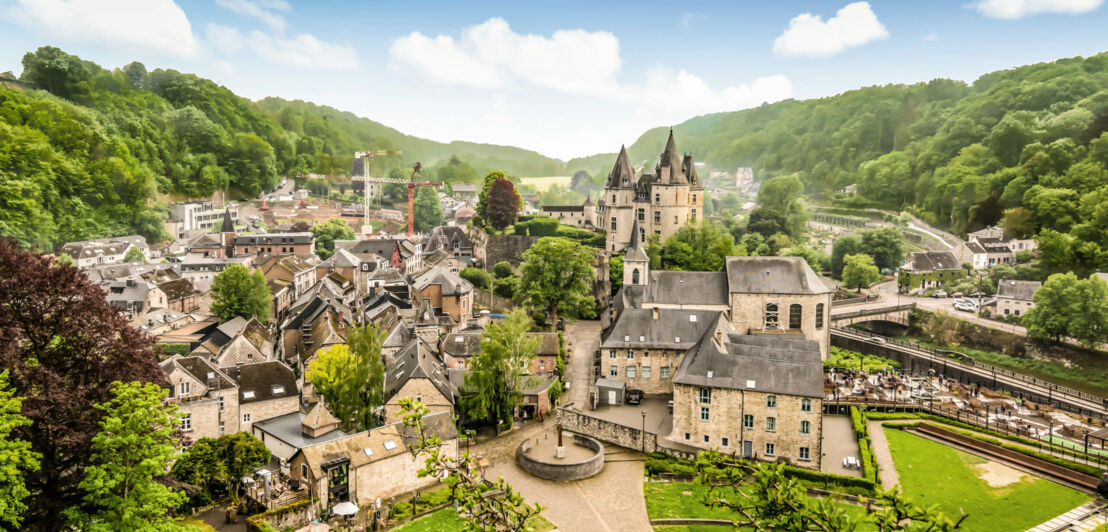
(516, 434, 605, 480)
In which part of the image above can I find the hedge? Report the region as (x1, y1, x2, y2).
(849, 407, 879, 484)
(244, 499, 312, 532)
(643, 452, 876, 495)
(388, 487, 454, 520)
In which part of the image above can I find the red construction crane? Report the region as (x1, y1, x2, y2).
(352, 161, 442, 236)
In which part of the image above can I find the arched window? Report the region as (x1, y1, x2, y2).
(764, 303, 778, 329)
(632, 269, 640, 284)
(639, 228, 645, 244)
(816, 303, 825, 329)
(789, 304, 802, 330)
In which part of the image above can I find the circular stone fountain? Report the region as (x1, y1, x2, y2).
(516, 425, 605, 481)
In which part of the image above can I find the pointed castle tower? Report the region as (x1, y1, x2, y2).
(623, 217, 649, 286)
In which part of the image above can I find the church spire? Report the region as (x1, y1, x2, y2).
(623, 217, 649, 285)
(220, 209, 235, 234)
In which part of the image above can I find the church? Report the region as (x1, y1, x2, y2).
(600, 129, 704, 253)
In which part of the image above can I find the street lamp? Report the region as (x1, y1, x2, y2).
(641, 411, 647, 453)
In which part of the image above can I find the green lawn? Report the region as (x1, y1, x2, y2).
(644, 481, 873, 530)
(884, 427, 1089, 531)
(393, 508, 556, 532)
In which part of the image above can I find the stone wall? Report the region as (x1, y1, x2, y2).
(730, 292, 832, 358)
(472, 288, 516, 313)
(557, 405, 657, 453)
(384, 378, 453, 423)
(240, 396, 300, 434)
(599, 347, 684, 395)
(482, 234, 540, 269)
(516, 434, 605, 480)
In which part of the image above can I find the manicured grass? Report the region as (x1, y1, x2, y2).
(393, 508, 556, 532)
(884, 427, 1090, 531)
(644, 481, 874, 530)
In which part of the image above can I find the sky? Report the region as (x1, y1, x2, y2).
(1, 0, 1107, 161)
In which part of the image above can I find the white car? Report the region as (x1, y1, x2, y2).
(953, 302, 976, 312)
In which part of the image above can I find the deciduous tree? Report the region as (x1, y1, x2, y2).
(413, 186, 443, 233)
(486, 177, 521, 231)
(306, 324, 387, 432)
(309, 217, 355, 259)
(0, 370, 38, 528)
(66, 381, 185, 531)
(842, 253, 881, 291)
(171, 432, 270, 508)
(859, 226, 905, 271)
(210, 264, 271, 322)
(460, 267, 492, 290)
(661, 222, 740, 271)
(516, 237, 596, 330)
(123, 246, 145, 263)
(462, 310, 540, 426)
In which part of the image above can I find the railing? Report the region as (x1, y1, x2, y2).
(830, 303, 917, 321)
(832, 326, 1108, 405)
(824, 397, 1108, 467)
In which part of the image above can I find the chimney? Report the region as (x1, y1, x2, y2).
(652, 307, 659, 320)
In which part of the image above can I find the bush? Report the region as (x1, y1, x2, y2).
(493, 261, 514, 279)
(460, 267, 491, 290)
(513, 216, 559, 237)
(492, 276, 517, 298)
(644, 458, 672, 475)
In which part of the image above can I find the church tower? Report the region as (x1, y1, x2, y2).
(603, 145, 637, 253)
(623, 217, 649, 286)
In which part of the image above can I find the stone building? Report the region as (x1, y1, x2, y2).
(540, 194, 598, 229)
(898, 251, 964, 292)
(163, 357, 239, 441)
(410, 266, 473, 327)
(227, 361, 300, 434)
(602, 130, 704, 253)
(383, 337, 457, 423)
(996, 279, 1041, 318)
(235, 233, 315, 257)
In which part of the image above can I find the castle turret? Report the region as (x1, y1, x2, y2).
(623, 218, 649, 286)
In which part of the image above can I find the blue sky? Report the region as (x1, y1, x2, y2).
(1, 0, 1106, 160)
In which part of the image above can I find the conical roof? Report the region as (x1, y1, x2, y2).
(624, 217, 649, 263)
(682, 154, 700, 186)
(583, 192, 593, 206)
(658, 129, 686, 184)
(220, 209, 235, 233)
(302, 402, 339, 431)
(606, 145, 634, 188)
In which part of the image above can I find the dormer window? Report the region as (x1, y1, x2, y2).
(243, 391, 255, 400)
(383, 440, 398, 451)
(272, 385, 285, 395)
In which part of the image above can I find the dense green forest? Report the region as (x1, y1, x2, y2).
(0, 47, 564, 250)
(568, 52, 1108, 275)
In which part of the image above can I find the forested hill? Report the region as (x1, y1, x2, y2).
(0, 47, 563, 251)
(567, 53, 1108, 246)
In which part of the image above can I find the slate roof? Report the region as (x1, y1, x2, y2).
(601, 308, 725, 350)
(997, 279, 1040, 301)
(220, 210, 235, 233)
(227, 361, 297, 404)
(542, 205, 585, 212)
(412, 266, 473, 296)
(104, 280, 155, 305)
(619, 271, 729, 308)
(441, 332, 557, 359)
(251, 411, 349, 450)
(673, 333, 823, 398)
(725, 256, 831, 295)
(160, 278, 199, 300)
(61, 240, 127, 259)
(337, 239, 399, 260)
(903, 251, 960, 272)
(427, 226, 473, 253)
(657, 129, 687, 184)
(606, 145, 635, 189)
(299, 309, 347, 363)
(397, 410, 458, 446)
(452, 184, 477, 193)
(161, 356, 236, 390)
(303, 402, 340, 431)
(259, 255, 315, 277)
(385, 338, 456, 404)
(963, 241, 987, 254)
(235, 233, 314, 246)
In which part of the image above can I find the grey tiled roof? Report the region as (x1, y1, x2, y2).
(725, 256, 830, 295)
(385, 338, 456, 405)
(903, 251, 960, 272)
(997, 279, 1040, 301)
(601, 308, 724, 350)
(620, 271, 729, 308)
(252, 411, 350, 450)
(673, 333, 823, 398)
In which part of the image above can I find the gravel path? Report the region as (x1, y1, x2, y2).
(868, 420, 900, 490)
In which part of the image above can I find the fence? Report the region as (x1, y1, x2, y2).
(833, 326, 1108, 406)
(824, 397, 1108, 467)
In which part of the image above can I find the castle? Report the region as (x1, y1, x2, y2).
(601, 130, 704, 253)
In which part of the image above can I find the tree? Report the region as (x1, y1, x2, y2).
(695, 450, 965, 531)
(1001, 207, 1035, 239)
(746, 208, 786, 239)
(20, 46, 93, 102)
(210, 264, 271, 322)
(122, 246, 145, 263)
(842, 254, 881, 291)
(1068, 274, 1108, 349)
(486, 178, 521, 231)
(309, 217, 355, 259)
(306, 323, 387, 432)
(400, 399, 542, 531)
(787, 245, 827, 272)
(460, 267, 492, 290)
(661, 222, 739, 271)
(413, 186, 443, 233)
(516, 237, 596, 330)
(830, 235, 863, 279)
(757, 176, 807, 237)
(0, 371, 38, 528)
(462, 310, 540, 426)
(0, 241, 167, 531)
(492, 261, 514, 279)
(66, 381, 185, 531)
(477, 170, 507, 220)
(859, 227, 905, 271)
(608, 255, 623, 291)
(171, 433, 270, 508)
(1024, 273, 1108, 348)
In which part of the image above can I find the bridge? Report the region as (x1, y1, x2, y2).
(830, 302, 915, 327)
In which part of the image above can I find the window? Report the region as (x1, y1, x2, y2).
(699, 388, 711, 404)
(660, 366, 670, 379)
(609, 350, 616, 359)
(766, 395, 776, 408)
(654, 211, 661, 224)
(655, 193, 660, 203)
(611, 217, 617, 231)
(632, 268, 639, 284)
(700, 407, 709, 421)
(539, 361, 546, 370)
(218, 396, 225, 412)
(627, 366, 637, 378)
(610, 366, 618, 377)
(799, 447, 810, 461)
(766, 417, 776, 432)
(743, 415, 754, 429)
(611, 195, 616, 203)
(642, 366, 652, 379)
(721, 437, 729, 447)
(801, 398, 811, 412)
(302, 464, 309, 479)
(703, 434, 710, 443)
(627, 350, 634, 359)
(690, 211, 696, 223)
(673, 216, 678, 224)
(684, 433, 690, 441)
(692, 194, 697, 203)
(764, 303, 779, 329)
(637, 208, 645, 221)
(383, 440, 398, 451)
(219, 421, 225, 435)
(642, 350, 649, 358)
(181, 413, 192, 431)
(789, 304, 802, 330)
(243, 413, 252, 423)
(816, 303, 825, 329)
(765, 443, 775, 456)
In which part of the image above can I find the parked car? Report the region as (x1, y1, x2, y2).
(866, 337, 887, 344)
(627, 389, 644, 405)
(953, 302, 976, 312)
(933, 291, 948, 298)
(951, 292, 964, 298)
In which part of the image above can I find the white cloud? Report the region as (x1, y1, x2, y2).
(388, 17, 790, 118)
(773, 2, 889, 58)
(206, 24, 358, 70)
(680, 13, 696, 30)
(389, 17, 621, 97)
(975, 0, 1103, 18)
(216, 0, 288, 31)
(6, 0, 200, 58)
(922, 33, 940, 41)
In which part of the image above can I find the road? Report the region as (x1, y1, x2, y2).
(835, 280, 1029, 337)
(564, 320, 602, 408)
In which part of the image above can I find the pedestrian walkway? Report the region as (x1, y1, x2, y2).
(867, 420, 899, 490)
(1025, 501, 1108, 532)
